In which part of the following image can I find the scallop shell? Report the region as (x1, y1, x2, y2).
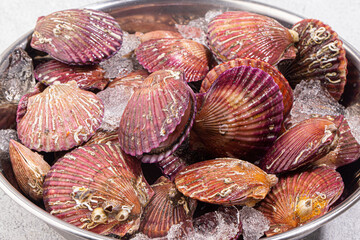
(313, 118, 360, 168)
(136, 38, 211, 82)
(257, 166, 344, 236)
(107, 69, 148, 89)
(0, 103, 17, 129)
(281, 19, 347, 101)
(192, 65, 284, 160)
(157, 154, 187, 181)
(84, 129, 119, 146)
(30, 9, 123, 65)
(260, 116, 343, 174)
(137, 30, 183, 43)
(43, 143, 154, 237)
(139, 176, 196, 238)
(17, 81, 104, 152)
(207, 11, 298, 65)
(34, 60, 109, 90)
(175, 158, 278, 206)
(9, 140, 50, 201)
(118, 70, 196, 163)
(200, 58, 293, 117)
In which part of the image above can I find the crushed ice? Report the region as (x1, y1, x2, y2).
(100, 32, 142, 79)
(239, 206, 270, 240)
(345, 103, 360, 144)
(287, 80, 345, 127)
(97, 85, 135, 131)
(0, 129, 18, 159)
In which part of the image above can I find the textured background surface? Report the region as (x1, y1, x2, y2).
(0, 0, 359, 239)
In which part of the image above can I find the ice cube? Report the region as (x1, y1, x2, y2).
(0, 129, 18, 159)
(345, 103, 360, 144)
(239, 206, 270, 240)
(100, 32, 142, 79)
(204, 9, 223, 23)
(97, 85, 135, 131)
(287, 80, 345, 128)
(0, 48, 36, 103)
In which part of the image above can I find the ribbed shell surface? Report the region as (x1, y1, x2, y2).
(313, 118, 360, 168)
(139, 176, 195, 238)
(257, 167, 344, 236)
(118, 70, 196, 163)
(175, 158, 278, 206)
(16, 81, 104, 152)
(200, 58, 293, 117)
(157, 154, 187, 181)
(30, 9, 123, 65)
(207, 11, 297, 65)
(283, 19, 347, 101)
(43, 143, 154, 237)
(136, 38, 211, 82)
(193, 65, 284, 160)
(107, 70, 148, 88)
(260, 116, 342, 174)
(34, 60, 109, 90)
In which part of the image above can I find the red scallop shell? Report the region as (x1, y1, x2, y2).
(137, 30, 183, 43)
(313, 118, 360, 168)
(43, 143, 154, 237)
(175, 158, 278, 206)
(260, 116, 343, 174)
(139, 176, 196, 238)
(257, 166, 344, 236)
(192, 65, 284, 160)
(107, 69, 148, 89)
(30, 9, 123, 65)
(34, 60, 109, 90)
(136, 38, 211, 82)
(200, 58, 293, 117)
(207, 11, 298, 65)
(157, 154, 187, 181)
(281, 19, 347, 101)
(118, 70, 196, 163)
(16, 81, 104, 152)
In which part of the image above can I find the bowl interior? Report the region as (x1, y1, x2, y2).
(1, 0, 360, 239)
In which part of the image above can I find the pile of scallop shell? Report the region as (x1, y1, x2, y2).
(2, 7, 358, 239)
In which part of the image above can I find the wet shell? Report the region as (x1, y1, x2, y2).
(43, 143, 154, 237)
(157, 154, 187, 181)
(313, 118, 360, 168)
(118, 70, 196, 163)
(137, 30, 183, 43)
(207, 11, 298, 65)
(34, 60, 109, 90)
(281, 19, 347, 101)
(9, 140, 50, 201)
(139, 176, 196, 238)
(260, 116, 342, 174)
(192, 65, 284, 160)
(17, 81, 104, 152)
(175, 158, 278, 206)
(107, 69, 148, 89)
(30, 9, 123, 65)
(136, 38, 211, 82)
(200, 58, 293, 117)
(257, 166, 344, 236)
(84, 129, 119, 146)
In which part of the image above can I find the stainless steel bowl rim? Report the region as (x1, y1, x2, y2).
(1, 1, 360, 239)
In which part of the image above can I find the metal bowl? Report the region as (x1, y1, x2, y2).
(1, 0, 360, 239)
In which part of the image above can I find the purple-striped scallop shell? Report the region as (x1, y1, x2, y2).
(260, 116, 343, 174)
(136, 38, 211, 82)
(313, 117, 360, 168)
(84, 129, 119, 146)
(157, 154, 187, 181)
(17, 81, 104, 152)
(118, 70, 196, 163)
(175, 158, 278, 207)
(200, 58, 293, 117)
(192, 65, 284, 160)
(43, 143, 154, 237)
(256, 166, 344, 236)
(139, 176, 196, 238)
(207, 11, 299, 65)
(30, 9, 123, 65)
(136, 30, 183, 43)
(34, 60, 109, 90)
(9, 140, 50, 201)
(280, 19, 347, 101)
(107, 69, 148, 89)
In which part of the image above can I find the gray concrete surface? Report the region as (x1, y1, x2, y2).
(0, 0, 359, 239)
